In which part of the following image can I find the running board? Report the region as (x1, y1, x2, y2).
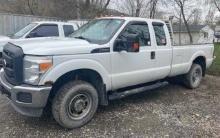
(109, 82, 168, 100)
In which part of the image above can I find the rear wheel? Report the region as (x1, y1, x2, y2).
(52, 80, 98, 129)
(184, 64, 203, 89)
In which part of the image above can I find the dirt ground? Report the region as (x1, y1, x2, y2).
(0, 75, 220, 138)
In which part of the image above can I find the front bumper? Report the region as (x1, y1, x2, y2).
(0, 70, 52, 117)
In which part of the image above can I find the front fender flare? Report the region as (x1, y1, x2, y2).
(39, 59, 111, 91)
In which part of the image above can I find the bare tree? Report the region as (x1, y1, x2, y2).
(205, 0, 219, 24)
(213, 0, 220, 12)
(205, 8, 215, 25)
(117, 0, 136, 16)
(172, 0, 193, 44)
(97, 0, 112, 17)
(188, 8, 202, 25)
(117, 0, 150, 17)
(98, 0, 111, 15)
(0, 0, 27, 14)
(135, 0, 141, 17)
(26, 0, 42, 15)
(27, 0, 35, 15)
(149, 0, 159, 18)
(79, 0, 112, 18)
(0, 0, 112, 19)
(0, 0, 51, 16)
(117, 0, 168, 18)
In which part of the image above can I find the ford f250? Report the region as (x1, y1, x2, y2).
(0, 17, 214, 129)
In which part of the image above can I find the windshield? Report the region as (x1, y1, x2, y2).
(11, 23, 38, 39)
(70, 19, 125, 44)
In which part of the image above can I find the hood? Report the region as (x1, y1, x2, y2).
(10, 37, 100, 55)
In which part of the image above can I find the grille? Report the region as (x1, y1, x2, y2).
(3, 43, 24, 85)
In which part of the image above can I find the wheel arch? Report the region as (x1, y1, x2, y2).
(40, 59, 111, 106)
(192, 56, 206, 76)
(188, 51, 207, 76)
(40, 59, 111, 88)
(50, 69, 109, 105)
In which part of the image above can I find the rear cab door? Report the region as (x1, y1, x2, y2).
(151, 21, 173, 79)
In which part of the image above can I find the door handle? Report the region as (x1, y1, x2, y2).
(151, 51, 156, 60)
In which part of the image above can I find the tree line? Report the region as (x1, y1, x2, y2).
(0, 0, 111, 19)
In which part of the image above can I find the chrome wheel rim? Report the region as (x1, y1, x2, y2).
(67, 93, 92, 120)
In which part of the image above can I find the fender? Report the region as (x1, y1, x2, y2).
(39, 59, 111, 91)
(187, 50, 206, 72)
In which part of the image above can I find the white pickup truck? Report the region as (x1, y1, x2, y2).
(0, 21, 79, 66)
(0, 17, 214, 129)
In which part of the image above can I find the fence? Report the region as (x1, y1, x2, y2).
(0, 13, 63, 36)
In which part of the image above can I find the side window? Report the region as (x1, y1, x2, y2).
(63, 25, 74, 37)
(153, 23, 167, 46)
(29, 24, 59, 38)
(119, 22, 151, 46)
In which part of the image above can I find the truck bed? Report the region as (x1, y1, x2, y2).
(170, 43, 214, 77)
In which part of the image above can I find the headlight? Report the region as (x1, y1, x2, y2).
(23, 56, 53, 85)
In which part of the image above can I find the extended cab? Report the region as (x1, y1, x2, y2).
(0, 17, 214, 129)
(0, 21, 79, 66)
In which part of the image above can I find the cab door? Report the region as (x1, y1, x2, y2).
(111, 21, 157, 90)
(152, 22, 172, 79)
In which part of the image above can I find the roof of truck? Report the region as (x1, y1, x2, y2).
(98, 16, 165, 23)
(32, 21, 76, 25)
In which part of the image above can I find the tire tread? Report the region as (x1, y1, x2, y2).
(52, 80, 98, 129)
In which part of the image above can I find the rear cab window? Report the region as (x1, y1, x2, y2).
(152, 22, 167, 46)
(63, 25, 75, 37)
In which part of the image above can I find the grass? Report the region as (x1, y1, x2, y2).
(207, 43, 220, 76)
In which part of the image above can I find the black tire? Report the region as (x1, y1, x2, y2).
(183, 63, 203, 89)
(52, 80, 98, 129)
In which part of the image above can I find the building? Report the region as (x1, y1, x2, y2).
(172, 24, 214, 45)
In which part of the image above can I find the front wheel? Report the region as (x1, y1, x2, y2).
(52, 80, 98, 129)
(183, 63, 203, 89)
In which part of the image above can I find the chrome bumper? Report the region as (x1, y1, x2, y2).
(0, 70, 52, 117)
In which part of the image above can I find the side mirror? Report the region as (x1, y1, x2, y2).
(160, 38, 167, 45)
(114, 34, 140, 53)
(26, 32, 37, 38)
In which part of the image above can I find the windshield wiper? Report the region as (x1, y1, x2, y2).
(74, 36, 91, 42)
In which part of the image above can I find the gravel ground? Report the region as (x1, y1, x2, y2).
(0, 75, 220, 138)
